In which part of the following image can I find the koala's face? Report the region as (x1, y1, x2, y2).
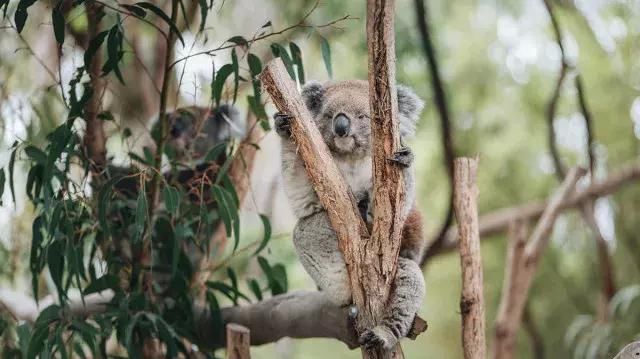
(162, 104, 244, 163)
(302, 80, 424, 159)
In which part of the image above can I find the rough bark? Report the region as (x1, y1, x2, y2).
(226, 324, 251, 359)
(492, 168, 585, 359)
(425, 159, 640, 259)
(83, 2, 107, 175)
(453, 158, 486, 359)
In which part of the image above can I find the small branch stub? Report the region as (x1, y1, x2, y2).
(453, 157, 486, 359)
(226, 323, 251, 359)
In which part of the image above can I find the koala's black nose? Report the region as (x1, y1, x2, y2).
(170, 125, 181, 138)
(333, 114, 350, 137)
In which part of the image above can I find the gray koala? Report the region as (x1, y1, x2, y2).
(275, 80, 426, 350)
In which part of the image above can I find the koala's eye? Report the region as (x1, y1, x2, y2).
(324, 113, 333, 119)
(358, 114, 369, 120)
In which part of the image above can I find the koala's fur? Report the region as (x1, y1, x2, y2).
(276, 80, 426, 350)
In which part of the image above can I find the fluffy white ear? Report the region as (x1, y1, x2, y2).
(301, 81, 325, 116)
(397, 85, 425, 139)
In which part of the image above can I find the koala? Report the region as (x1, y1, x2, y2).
(275, 80, 426, 350)
(159, 103, 245, 166)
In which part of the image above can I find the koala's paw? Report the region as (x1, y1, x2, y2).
(359, 326, 397, 351)
(274, 112, 293, 137)
(389, 146, 414, 168)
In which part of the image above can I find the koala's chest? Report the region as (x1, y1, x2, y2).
(335, 158, 372, 196)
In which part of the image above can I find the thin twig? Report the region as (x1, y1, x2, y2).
(169, 7, 354, 70)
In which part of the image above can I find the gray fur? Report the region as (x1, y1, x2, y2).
(277, 80, 426, 350)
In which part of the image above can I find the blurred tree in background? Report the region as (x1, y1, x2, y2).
(0, 0, 639, 358)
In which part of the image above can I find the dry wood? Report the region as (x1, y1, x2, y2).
(426, 159, 640, 259)
(492, 167, 585, 359)
(453, 158, 486, 359)
(226, 323, 251, 359)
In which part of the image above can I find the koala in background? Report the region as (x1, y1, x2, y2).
(275, 80, 426, 350)
(158, 104, 245, 166)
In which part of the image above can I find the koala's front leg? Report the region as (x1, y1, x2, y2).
(293, 210, 352, 307)
(359, 257, 425, 350)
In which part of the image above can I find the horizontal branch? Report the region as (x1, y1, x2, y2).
(424, 159, 640, 259)
(0, 288, 359, 351)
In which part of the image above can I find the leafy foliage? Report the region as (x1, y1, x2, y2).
(0, 1, 321, 357)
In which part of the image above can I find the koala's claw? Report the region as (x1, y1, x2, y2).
(388, 147, 414, 168)
(274, 112, 293, 137)
(359, 327, 394, 351)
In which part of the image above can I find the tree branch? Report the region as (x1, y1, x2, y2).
(453, 158, 486, 359)
(424, 159, 640, 258)
(0, 288, 359, 351)
(413, 0, 456, 267)
(492, 167, 585, 359)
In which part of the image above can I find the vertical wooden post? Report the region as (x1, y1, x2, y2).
(453, 157, 486, 359)
(226, 323, 251, 359)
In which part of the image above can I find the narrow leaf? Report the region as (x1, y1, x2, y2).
(136, 2, 184, 45)
(320, 36, 332, 78)
(253, 214, 272, 255)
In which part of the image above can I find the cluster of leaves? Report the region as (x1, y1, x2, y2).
(565, 285, 640, 358)
(0, 0, 343, 357)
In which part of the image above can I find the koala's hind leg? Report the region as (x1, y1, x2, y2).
(359, 257, 425, 350)
(293, 210, 352, 306)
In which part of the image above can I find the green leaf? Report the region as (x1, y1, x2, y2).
(0, 169, 5, 206)
(47, 240, 65, 300)
(15, 0, 37, 33)
(97, 175, 123, 236)
(248, 53, 262, 77)
(24, 145, 47, 165)
(106, 26, 125, 85)
(271, 263, 288, 294)
(212, 64, 234, 106)
(135, 2, 184, 45)
(162, 185, 180, 215)
(227, 36, 248, 46)
(84, 30, 109, 70)
(231, 48, 240, 104)
(8, 141, 18, 204)
(204, 142, 227, 162)
(257, 256, 287, 295)
(270, 43, 295, 80)
(83, 274, 119, 295)
(120, 4, 147, 18)
(211, 185, 232, 242)
(253, 214, 272, 255)
(320, 36, 333, 78)
(197, 0, 208, 32)
(247, 278, 262, 301)
(31, 216, 44, 300)
(134, 190, 148, 242)
(52, 1, 65, 44)
(289, 42, 305, 84)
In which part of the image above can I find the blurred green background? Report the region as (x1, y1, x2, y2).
(1, 0, 639, 357)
